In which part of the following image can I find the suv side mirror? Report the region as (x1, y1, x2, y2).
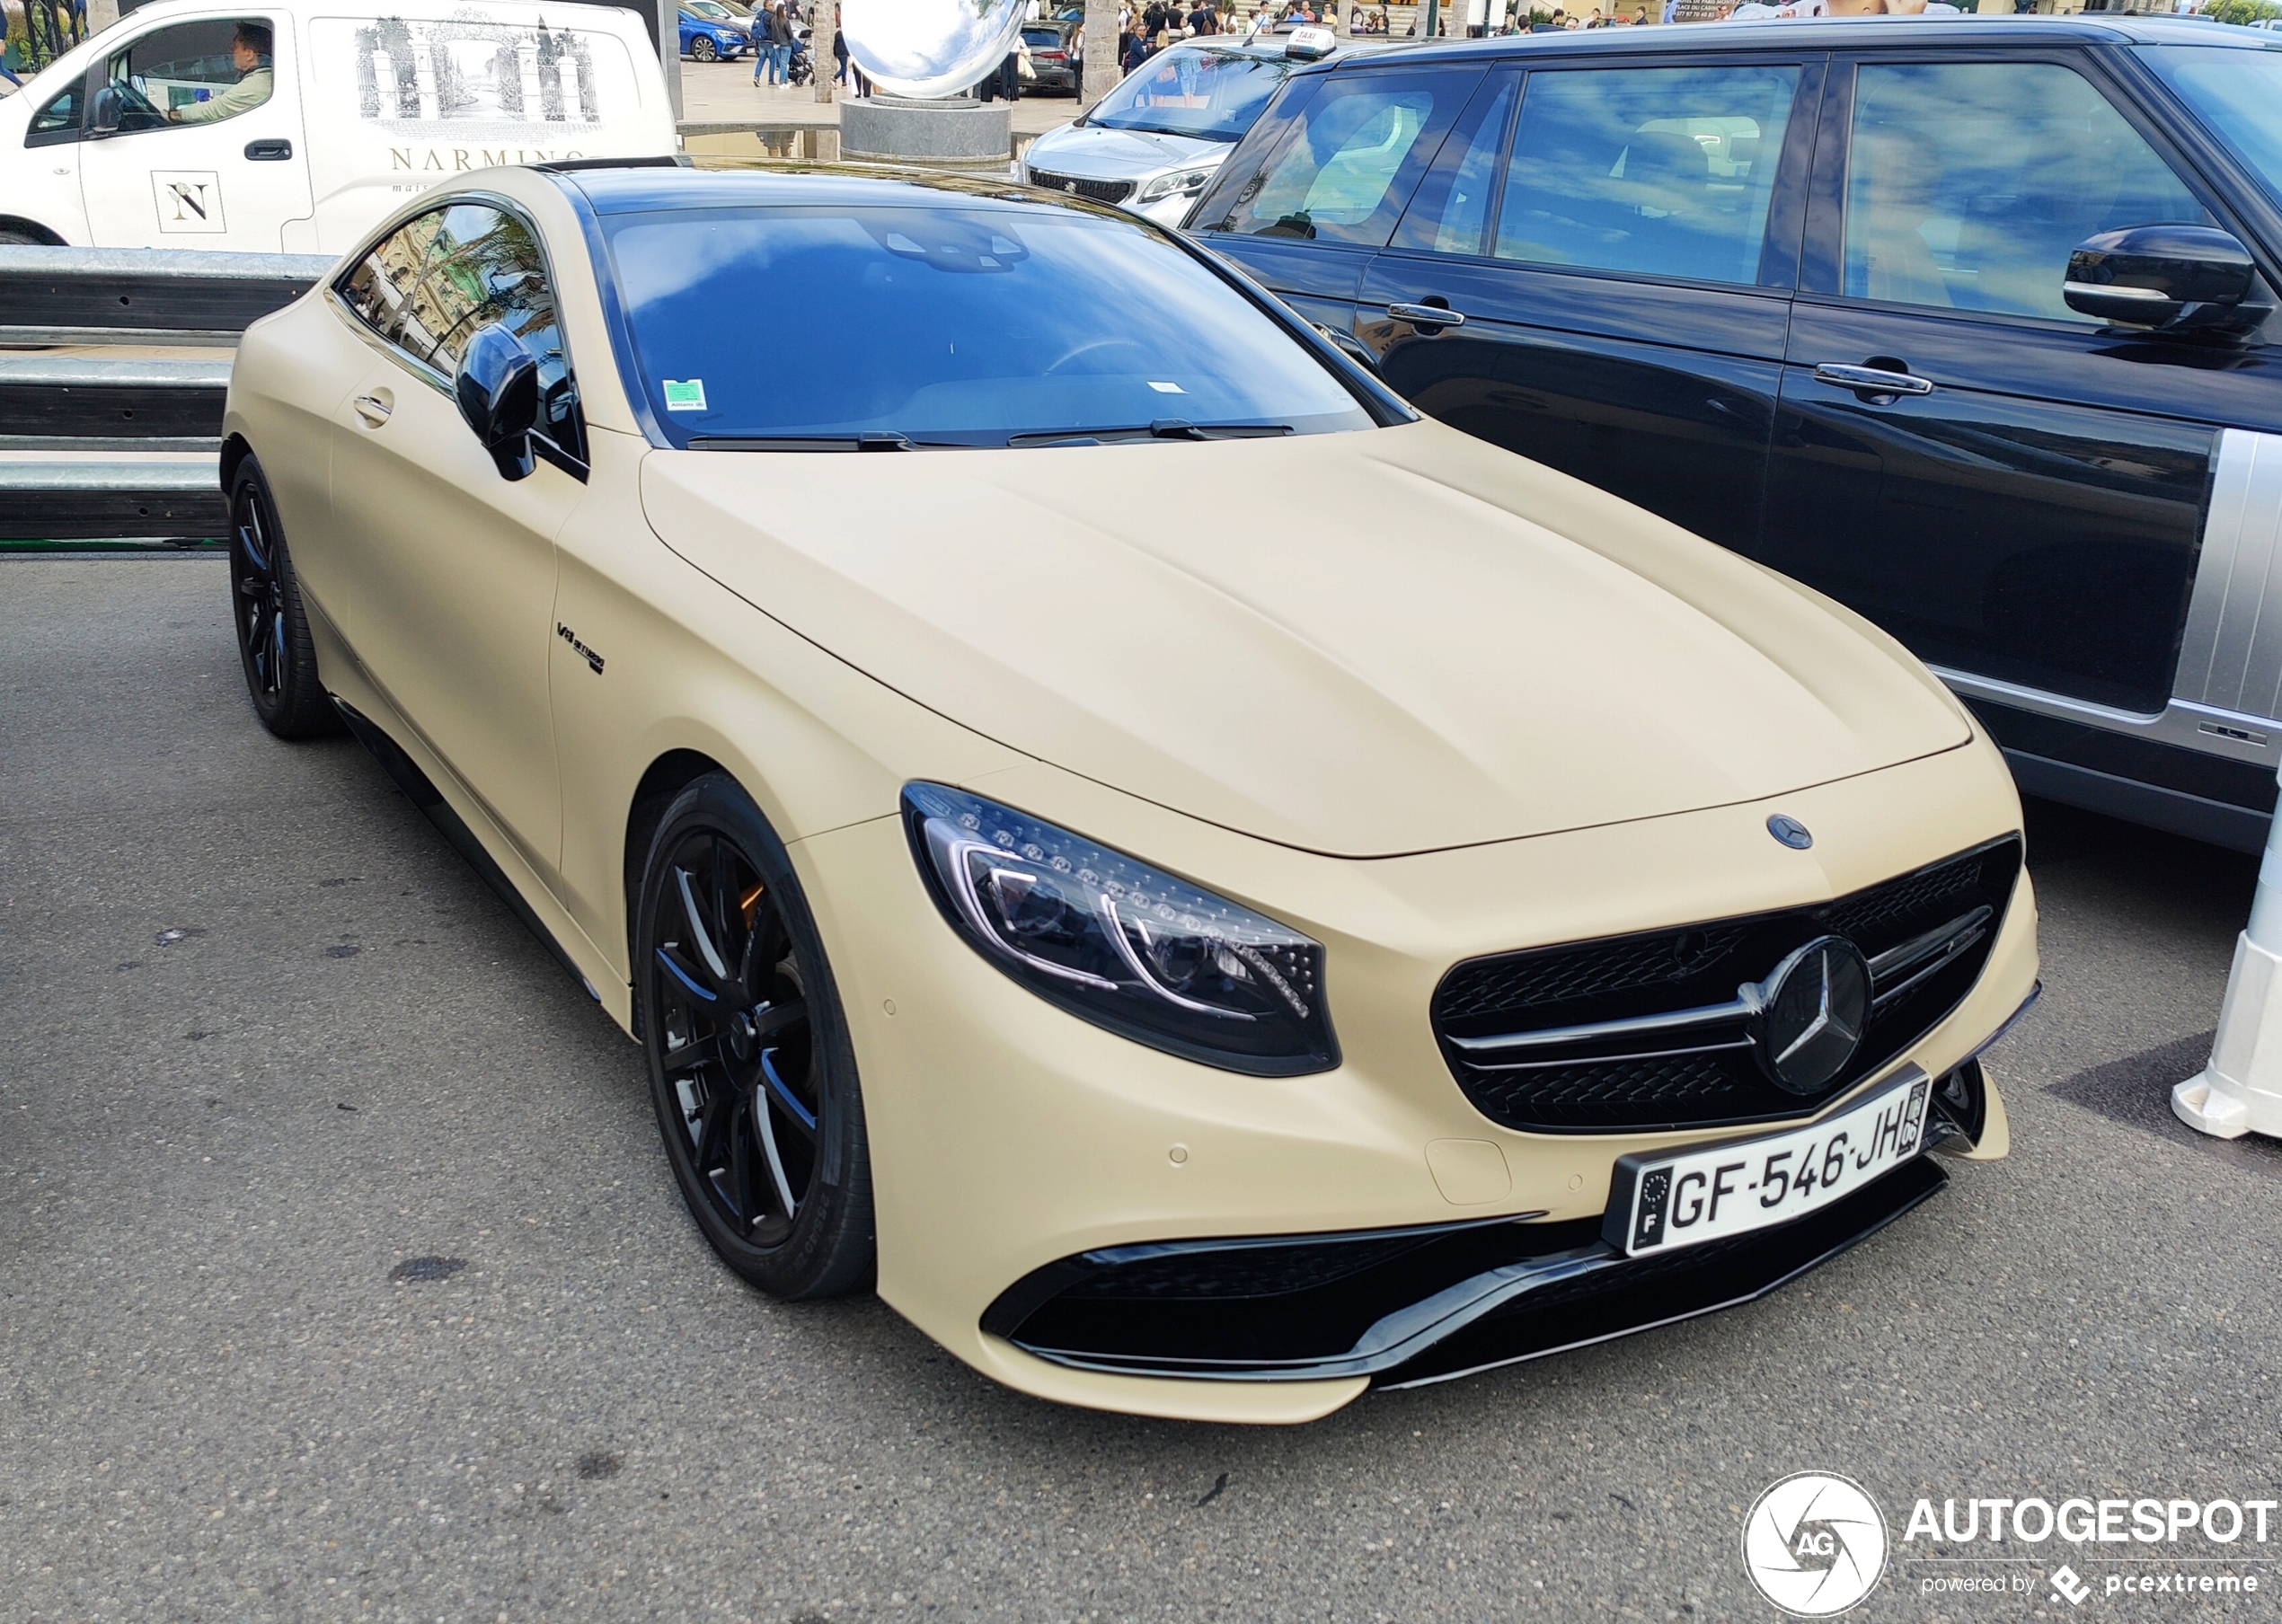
(2065, 225, 2270, 339)
(455, 323, 541, 481)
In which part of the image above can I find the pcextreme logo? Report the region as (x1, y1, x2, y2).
(1743, 1472, 1889, 1617)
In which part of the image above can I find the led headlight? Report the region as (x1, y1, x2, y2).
(1136, 165, 1217, 204)
(903, 783, 1337, 1076)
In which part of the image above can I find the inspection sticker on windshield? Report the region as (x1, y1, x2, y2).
(661, 379, 708, 411)
(1603, 1069, 1932, 1258)
(1147, 380, 1186, 394)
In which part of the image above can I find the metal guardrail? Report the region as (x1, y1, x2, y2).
(0, 246, 335, 544)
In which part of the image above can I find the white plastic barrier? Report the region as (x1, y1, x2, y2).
(2175, 762, 2282, 1139)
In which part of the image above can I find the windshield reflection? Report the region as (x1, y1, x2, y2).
(605, 204, 1375, 446)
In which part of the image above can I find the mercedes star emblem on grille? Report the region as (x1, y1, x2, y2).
(1754, 935, 1871, 1094)
(1766, 814, 1813, 850)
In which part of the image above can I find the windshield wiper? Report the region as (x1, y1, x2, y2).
(686, 432, 936, 452)
(1005, 419, 1295, 447)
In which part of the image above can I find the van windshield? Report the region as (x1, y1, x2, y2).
(1084, 48, 1292, 142)
(2142, 45, 2282, 211)
(602, 203, 1376, 447)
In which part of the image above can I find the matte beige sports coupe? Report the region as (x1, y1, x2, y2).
(222, 161, 2036, 1422)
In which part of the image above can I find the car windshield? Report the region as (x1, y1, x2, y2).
(685, 1, 736, 16)
(2142, 45, 2282, 211)
(604, 204, 1375, 447)
(1084, 48, 1292, 142)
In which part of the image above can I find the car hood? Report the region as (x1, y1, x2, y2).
(640, 422, 1971, 858)
(1027, 124, 1229, 178)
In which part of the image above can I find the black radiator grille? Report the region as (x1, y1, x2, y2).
(1430, 836, 2021, 1134)
(1025, 169, 1135, 204)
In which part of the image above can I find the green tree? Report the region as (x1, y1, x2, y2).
(2207, 0, 2282, 25)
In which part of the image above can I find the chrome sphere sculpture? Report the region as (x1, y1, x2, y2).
(840, 0, 1030, 100)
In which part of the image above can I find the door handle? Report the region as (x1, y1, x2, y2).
(1812, 362, 1933, 398)
(243, 137, 292, 161)
(352, 393, 392, 426)
(1387, 301, 1467, 331)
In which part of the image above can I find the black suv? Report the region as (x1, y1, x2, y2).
(1188, 17, 2282, 851)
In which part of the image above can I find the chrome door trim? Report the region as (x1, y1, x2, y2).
(1932, 666, 2279, 772)
(2176, 427, 2282, 725)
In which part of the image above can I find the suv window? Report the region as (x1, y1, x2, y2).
(1199, 67, 1484, 246)
(1493, 65, 1800, 287)
(338, 202, 580, 451)
(1843, 62, 2208, 322)
(1392, 75, 1517, 258)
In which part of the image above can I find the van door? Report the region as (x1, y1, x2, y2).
(76, 13, 313, 252)
(1357, 56, 1818, 554)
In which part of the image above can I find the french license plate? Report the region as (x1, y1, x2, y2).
(1604, 1070, 1932, 1258)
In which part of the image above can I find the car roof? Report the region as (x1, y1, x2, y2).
(1295, 13, 2275, 71)
(551, 164, 1119, 217)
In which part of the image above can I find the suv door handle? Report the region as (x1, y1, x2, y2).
(1812, 362, 1933, 397)
(243, 137, 292, 161)
(1387, 302, 1467, 331)
(353, 393, 392, 426)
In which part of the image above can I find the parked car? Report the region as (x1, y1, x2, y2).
(685, 0, 756, 39)
(1024, 33, 1385, 228)
(680, 5, 749, 60)
(1190, 17, 2282, 852)
(220, 162, 2030, 1420)
(1021, 20, 1080, 94)
(0, 0, 676, 252)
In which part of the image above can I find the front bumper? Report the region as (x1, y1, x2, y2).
(792, 732, 2035, 1422)
(982, 1058, 1995, 1387)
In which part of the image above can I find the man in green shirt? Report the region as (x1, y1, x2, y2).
(168, 22, 272, 122)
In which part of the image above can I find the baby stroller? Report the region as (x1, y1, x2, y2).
(786, 25, 815, 87)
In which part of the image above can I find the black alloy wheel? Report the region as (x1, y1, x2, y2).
(227, 458, 339, 739)
(691, 33, 719, 58)
(637, 773, 874, 1298)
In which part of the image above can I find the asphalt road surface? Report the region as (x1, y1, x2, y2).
(6, 555, 2281, 1623)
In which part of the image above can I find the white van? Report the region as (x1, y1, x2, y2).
(0, 0, 677, 252)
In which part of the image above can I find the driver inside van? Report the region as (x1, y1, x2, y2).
(166, 22, 272, 122)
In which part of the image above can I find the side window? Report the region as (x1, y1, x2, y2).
(1493, 65, 1802, 287)
(337, 203, 580, 451)
(1204, 68, 1484, 248)
(99, 17, 276, 131)
(1843, 62, 2210, 322)
(1392, 74, 1518, 258)
(25, 84, 83, 147)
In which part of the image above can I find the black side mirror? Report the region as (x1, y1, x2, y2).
(2065, 225, 2270, 339)
(89, 83, 123, 136)
(454, 323, 541, 481)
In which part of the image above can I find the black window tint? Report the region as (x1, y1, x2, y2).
(26, 84, 82, 145)
(1393, 73, 1517, 258)
(1844, 63, 2207, 322)
(1494, 65, 1800, 287)
(1205, 67, 1483, 248)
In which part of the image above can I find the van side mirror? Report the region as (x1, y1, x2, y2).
(89, 84, 124, 136)
(2065, 225, 2269, 339)
(454, 324, 541, 481)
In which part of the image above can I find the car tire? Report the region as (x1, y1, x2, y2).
(636, 772, 875, 1300)
(692, 34, 719, 59)
(227, 457, 340, 740)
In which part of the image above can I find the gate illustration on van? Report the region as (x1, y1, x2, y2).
(354, 18, 603, 126)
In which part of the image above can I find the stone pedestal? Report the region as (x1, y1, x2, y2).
(839, 95, 1013, 168)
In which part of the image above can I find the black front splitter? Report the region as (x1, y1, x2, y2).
(986, 1151, 1951, 1389)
